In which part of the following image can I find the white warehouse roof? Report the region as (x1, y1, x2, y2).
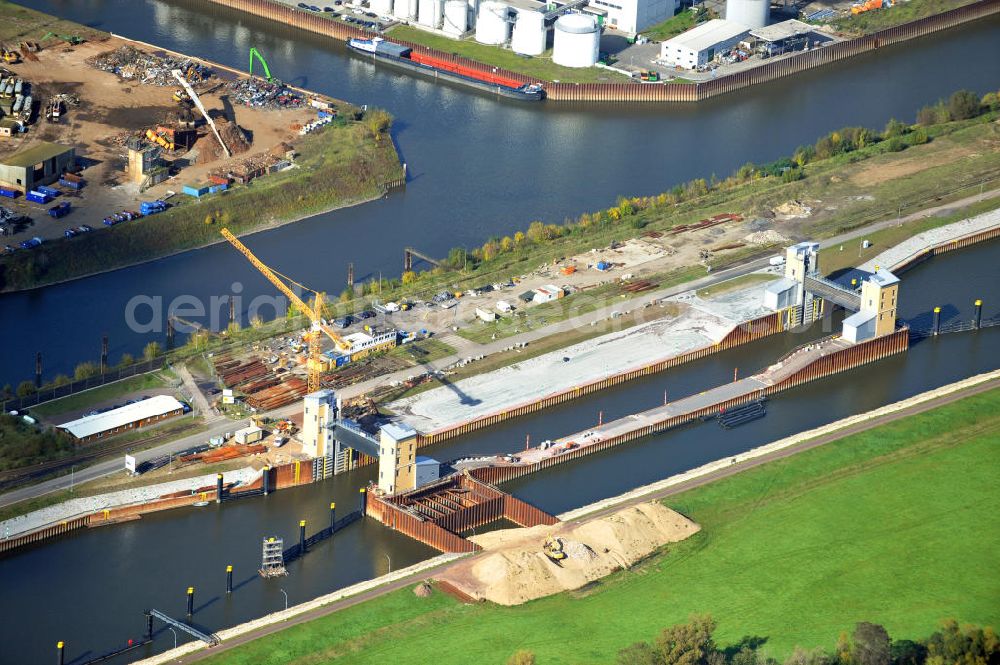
(59, 395, 185, 439)
(663, 18, 749, 52)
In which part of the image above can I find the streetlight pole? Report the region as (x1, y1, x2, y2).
(168, 627, 177, 650)
(385, 553, 391, 574)
(279, 588, 288, 611)
(70, 466, 75, 492)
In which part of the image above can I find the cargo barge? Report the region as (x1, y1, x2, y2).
(348, 37, 544, 101)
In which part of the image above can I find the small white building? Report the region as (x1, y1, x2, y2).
(415, 456, 441, 488)
(234, 425, 263, 444)
(496, 300, 513, 313)
(476, 307, 498, 322)
(343, 327, 397, 360)
(659, 19, 750, 69)
(533, 284, 565, 304)
(591, 0, 679, 34)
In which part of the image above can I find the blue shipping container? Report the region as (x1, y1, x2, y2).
(26, 191, 50, 204)
(59, 178, 81, 190)
(37, 186, 60, 197)
(48, 202, 71, 218)
(0, 187, 18, 198)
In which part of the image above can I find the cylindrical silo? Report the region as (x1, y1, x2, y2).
(417, 0, 443, 26)
(475, 0, 511, 45)
(370, 0, 392, 15)
(725, 0, 769, 28)
(511, 9, 546, 56)
(443, 0, 468, 34)
(552, 13, 599, 68)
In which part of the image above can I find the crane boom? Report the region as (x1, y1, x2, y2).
(172, 69, 231, 159)
(220, 228, 350, 352)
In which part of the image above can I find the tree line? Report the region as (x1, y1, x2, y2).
(506, 615, 999, 665)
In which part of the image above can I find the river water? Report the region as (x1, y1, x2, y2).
(0, 1, 999, 384)
(0, 1, 999, 662)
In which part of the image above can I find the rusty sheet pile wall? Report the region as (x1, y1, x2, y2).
(207, 0, 998, 102)
(418, 310, 786, 446)
(768, 327, 909, 392)
(367, 475, 558, 552)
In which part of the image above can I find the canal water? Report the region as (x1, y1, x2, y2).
(0, 1, 999, 384)
(1, 237, 996, 664)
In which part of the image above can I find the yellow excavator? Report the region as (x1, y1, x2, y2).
(543, 537, 566, 563)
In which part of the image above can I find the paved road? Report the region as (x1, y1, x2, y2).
(169, 374, 1000, 663)
(5, 188, 997, 511)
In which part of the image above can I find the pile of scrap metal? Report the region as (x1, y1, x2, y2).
(227, 77, 303, 109)
(89, 45, 211, 85)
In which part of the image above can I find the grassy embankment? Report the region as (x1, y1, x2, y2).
(642, 6, 711, 41)
(196, 386, 1000, 665)
(826, 0, 983, 35)
(0, 110, 403, 293)
(388, 25, 631, 83)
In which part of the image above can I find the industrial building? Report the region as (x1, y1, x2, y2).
(0, 141, 75, 193)
(378, 422, 418, 494)
(659, 19, 750, 69)
(342, 327, 398, 361)
(590, 0, 677, 34)
(842, 268, 899, 343)
(58, 395, 185, 443)
(749, 19, 817, 56)
(302, 389, 337, 458)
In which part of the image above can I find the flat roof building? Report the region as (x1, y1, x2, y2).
(58, 395, 185, 443)
(590, 0, 679, 35)
(659, 19, 750, 69)
(0, 141, 76, 192)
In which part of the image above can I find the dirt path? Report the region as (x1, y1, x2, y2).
(159, 373, 1000, 664)
(175, 364, 217, 421)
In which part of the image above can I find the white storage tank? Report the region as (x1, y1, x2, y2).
(475, 0, 511, 45)
(443, 0, 468, 34)
(725, 0, 769, 29)
(511, 9, 546, 56)
(418, 0, 443, 26)
(552, 13, 599, 68)
(370, 0, 392, 15)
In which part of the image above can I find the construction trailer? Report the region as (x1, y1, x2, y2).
(0, 141, 75, 192)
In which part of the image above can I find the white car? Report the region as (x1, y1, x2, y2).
(352, 8, 364, 14)
(379, 14, 392, 21)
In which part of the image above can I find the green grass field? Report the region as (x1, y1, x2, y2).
(197, 387, 1000, 665)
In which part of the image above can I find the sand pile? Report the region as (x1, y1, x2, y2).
(744, 230, 789, 245)
(773, 200, 813, 219)
(438, 503, 699, 606)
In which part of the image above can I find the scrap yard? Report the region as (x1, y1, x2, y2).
(0, 32, 333, 249)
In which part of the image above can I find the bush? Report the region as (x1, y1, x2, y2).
(73, 362, 100, 381)
(947, 89, 981, 121)
(883, 137, 906, 153)
(16, 381, 36, 397)
(909, 128, 929, 146)
(882, 118, 908, 139)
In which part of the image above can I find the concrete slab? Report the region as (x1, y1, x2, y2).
(387, 283, 771, 434)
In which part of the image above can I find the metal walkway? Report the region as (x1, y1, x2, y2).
(148, 609, 219, 645)
(804, 275, 861, 311)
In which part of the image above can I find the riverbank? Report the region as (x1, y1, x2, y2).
(132, 368, 1000, 664)
(207, 0, 1000, 102)
(0, 2, 404, 293)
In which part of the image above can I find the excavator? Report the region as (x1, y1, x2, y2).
(171, 69, 230, 159)
(220, 228, 352, 393)
(543, 537, 567, 564)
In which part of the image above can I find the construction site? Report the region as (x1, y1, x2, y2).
(0, 32, 334, 248)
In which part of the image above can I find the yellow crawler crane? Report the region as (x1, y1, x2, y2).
(220, 228, 351, 393)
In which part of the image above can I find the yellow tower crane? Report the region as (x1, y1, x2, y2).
(221, 228, 351, 393)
